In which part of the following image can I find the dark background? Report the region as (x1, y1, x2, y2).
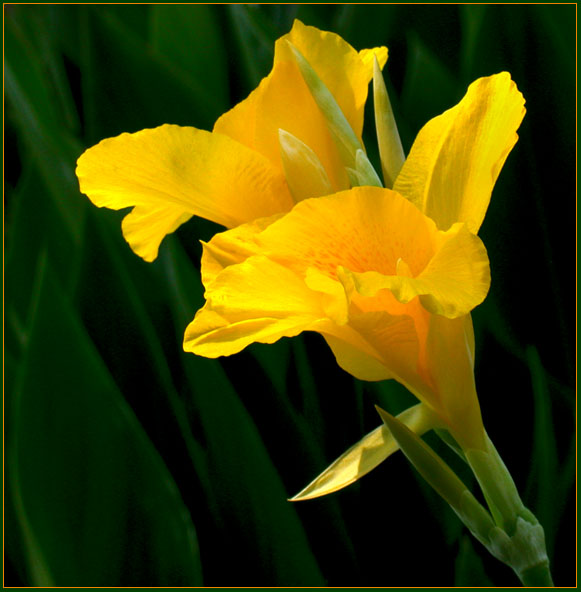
(5, 4, 576, 587)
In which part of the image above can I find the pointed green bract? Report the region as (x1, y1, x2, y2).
(345, 167, 361, 187)
(376, 406, 496, 542)
(373, 56, 405, 188)
(291, 403, 436, 501)
(287, 41, 363, 168)
(377, 406, 470, 509)
(355, 149, 383, 187)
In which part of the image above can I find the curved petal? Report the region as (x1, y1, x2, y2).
(283, 20, 387, 142)
(191, 186, 488, 421)
(320, 311, 419, 384)
(291, 403, 436, 501)
(337, 222, 490, 318)
(256, 187, 437, 279)
(121, 206, 193, 262)
(200, 213, 284, 287)
(424, 315, 485, 451)
(183, 256, 326, 357)
(201, 186, 489, 318)
(214, 20, 387, 189)
(76, 124, 293, 261)
(393, 72, 526, 233)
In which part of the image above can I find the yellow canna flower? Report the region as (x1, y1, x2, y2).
(75, 21, 555, 584)
(184, 70, 525, 454)
(76, 20, 525, 455)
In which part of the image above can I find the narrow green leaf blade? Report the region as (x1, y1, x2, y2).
(150, 5, 229, 113)
(8, 265, 203, 586)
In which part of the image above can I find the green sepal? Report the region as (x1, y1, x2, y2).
(487, 518, 552, 586)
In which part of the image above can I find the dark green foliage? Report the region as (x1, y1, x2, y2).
(5, 4, 575, 586)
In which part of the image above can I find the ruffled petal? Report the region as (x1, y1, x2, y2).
(255, 186, 437, 280)
(393, 72, 526, 233)
(214, 20, 387, 189)
(337, 222, 490, 318)
(76, 124, 293, 261)
(191, 186, 489, 419)
(200, 213, 284, 287)
(183, 256, 326, 357)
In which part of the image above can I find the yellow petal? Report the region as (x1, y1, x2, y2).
(283, 20, 387, 143)
(337, 222, 490, 318)
(201, 185, 431, 290)
(291, 403, 436, 500)
(200, 213, 284, 287)
(76, 124, 293, 261)
(304, 267, 349, 325)
(192, 187, 488, 414)
(393, 72, 526, 232)
(320, 311, 420, 385)
(121, 206, 192, 262)
(424, 314, 485, 451)
(183, 256, 325, 357)
(255, 186, 436, 280)
(214, 20, 387, 189)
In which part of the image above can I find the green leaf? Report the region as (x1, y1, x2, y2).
(5, 13, 86, 244)
(150, 5, 229, 114)
(183, 354, 325, 585)
(525, 345, 559, 557)
(292, 403, 434, 500)
(227, 5, 278, 89)
(86, 8, 220, 135)
(5, 165, 81, 353)
(400, 32, 458, 137)
(459, 5, 489, 80)
(8, 263, 202, 586)
(454, 535, 493, 586)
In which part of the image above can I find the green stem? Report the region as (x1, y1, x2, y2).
(465, 433, 554, 587)
(518, 562, 554, 587)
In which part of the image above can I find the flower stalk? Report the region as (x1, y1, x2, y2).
(377, 407, 553, 586)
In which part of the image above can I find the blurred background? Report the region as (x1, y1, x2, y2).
(4, 4, 576, 587)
